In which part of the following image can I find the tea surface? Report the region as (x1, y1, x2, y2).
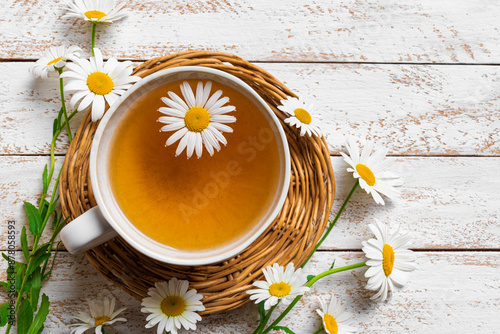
(108, 79, 282, 251)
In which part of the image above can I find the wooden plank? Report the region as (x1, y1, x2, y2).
(1, 62, 499, 155)
(1, 0, 500, 63)
(1, 156, 499, 250)
(1, 251, 498, 333)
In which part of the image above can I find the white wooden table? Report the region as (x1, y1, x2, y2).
(1, 1, 499, 333)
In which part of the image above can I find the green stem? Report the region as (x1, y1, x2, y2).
(312, 326, 324, 334)
(260, 262, 367, 334)
(4, 110, 77, 334)
(91, 23, 97, 55)
(57, 68, 72, 142)
(48, 108, 78, 182)
(253, 304, 278, 334)
(302, 180, 359, 268)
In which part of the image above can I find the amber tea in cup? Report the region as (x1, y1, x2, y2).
(108, 79, 282, 251)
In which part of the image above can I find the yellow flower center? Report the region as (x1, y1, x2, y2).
(85, 10, 107, 20)
(323, 314, 338, 334)
(268, 282, 292, 298)
(382, 243, 395, 276)
(293, 108, 312, 124)
(184, 106, 211, 132)
(47, 56, 63, 66)
(93, 316, 110, 326)
(355, 163, 376, 186)
(160, 296, 186, 317)
(87, 72, 114, 96)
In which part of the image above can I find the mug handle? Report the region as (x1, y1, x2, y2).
(59, 206, 118, 254)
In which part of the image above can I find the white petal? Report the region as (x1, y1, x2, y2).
(195, 81, 204, 106)
(77, 93, 95, 111)
(181, 81, 196, 107)
(161, 122, 185, 132)
(167, 127, 188, 146)
(91, 95, 105, 121)
(204, 89, 223, 110)
(195, 132, 203, 158)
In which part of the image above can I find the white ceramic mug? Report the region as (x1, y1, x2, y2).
(59, 66, 291, 266)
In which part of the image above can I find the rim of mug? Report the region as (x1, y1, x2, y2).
(89, 66, 291, 265)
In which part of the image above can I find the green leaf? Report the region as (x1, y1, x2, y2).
(57, 107, 64, 126)
(307, 275, 315, 281)
(13, 262, 27, 294)
(2, 253, 27, 294)
(42, 242, 61, 280)
(31, 243, 50, 260)
(42, 164, 48, 194)
(30, 268, 42, 313)
(258, 301, 266, 324)
(27, 294, 49, 334)
(40, 200, 51, 223)
(24, 202, 42, 237)
(0, 302, 10, 327)
(18, 299, 33, 334)
(329, 259, 336, 270)
(273, 326, 296, 334)
(52, 216, 67, 236)
(21, 226, 29, 261)
(51, 211, 59, 227)
(0, 281, 8, 290)
(52, 119, 58, 137)
(27, 254, 50, 278)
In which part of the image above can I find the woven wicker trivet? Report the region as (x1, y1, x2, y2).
(59, 51, 335, 315)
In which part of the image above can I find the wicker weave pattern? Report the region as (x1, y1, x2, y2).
(59, 51, 335, 315)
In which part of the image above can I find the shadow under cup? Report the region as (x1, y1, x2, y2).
(91, 67, 291, 265)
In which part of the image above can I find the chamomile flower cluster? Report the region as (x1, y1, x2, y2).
(247, 263, 309, 310)
(362, 219, 417, 302)
(69, 297, 127, 334)
(63, 0, 128, 23)
(278, 95, 322, 137)
(341, 136, 403, 205)
(158, 81, 237, 158)
(30, 45, 82, 78)
(61, 47, 140, 121)
(316, 296, 357, 334)
(141, 278, 205, 334)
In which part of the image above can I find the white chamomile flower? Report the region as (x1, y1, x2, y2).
(30, 45, 82, 79)
(362, 219, 417, 302)
(60, 47, 140, 122)
(246, 263, 309, 310)
(316, 296, 357, 334)
(63, 0, 128, 23)
(158, 81, 236, 158)
(277, 96, 322, 137)
(340, 136, 402, 205)
(141, 278, 205, 334)
(69, 297, 127, 334)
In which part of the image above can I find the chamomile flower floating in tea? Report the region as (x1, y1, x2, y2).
(63, 0, 128, 23)
(158, 81, 236, 158)
(362, 219, 417, 302)
(316, 296, 357, 334)
(141, 278, 205, 334)
(278, 96, 322, 137)
(69, 297, 127, 334)
(247, 263, 309, 310)
(340, 136, 402, 205)
(61, 48, 140, 122)
(30, 45, 82, 79)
